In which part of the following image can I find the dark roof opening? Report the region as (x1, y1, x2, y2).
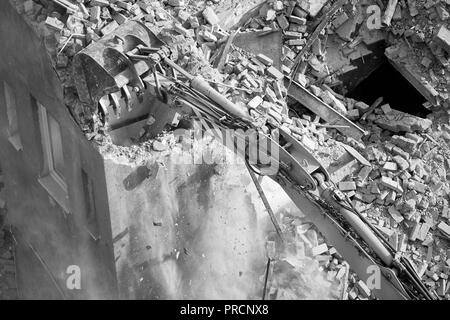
(347, 59, 431, 118)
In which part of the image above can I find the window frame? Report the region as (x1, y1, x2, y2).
(3, 81, 22, 151)
(36, 102, 69, 213)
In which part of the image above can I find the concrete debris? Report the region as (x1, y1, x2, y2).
(436, 25, 450, 54)
(339, 181, 356, 191)
(264, 210, 359, 300)
(372, 109, 433, 133)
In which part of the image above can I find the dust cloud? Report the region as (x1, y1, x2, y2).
(144, 139, 340, 300)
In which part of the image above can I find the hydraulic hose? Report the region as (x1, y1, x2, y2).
(314, 173, 394, 267)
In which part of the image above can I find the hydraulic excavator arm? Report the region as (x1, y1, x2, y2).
(72, 21, 437, 300)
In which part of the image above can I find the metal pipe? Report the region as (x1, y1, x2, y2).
(246, 165, 285, 243)
(314, 173, 394, 267)
(190, 76, 253, 122)
(163, 57, 253, 122)
(163, 57, 194, 80)
(337, 201, 394, 266)
(262, 258, 271, 300)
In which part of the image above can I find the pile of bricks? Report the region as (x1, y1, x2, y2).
(13, 0, 233, 62)
(262, 208, 375, 300)
(242, 0, 329, 84)
(11, 0, 354, 133)
(385, 0, 450, 108)
(335, 105, 450, 298)
(243, 0, 450, 111)
(217, 46, 342, 151)
(10, 0, 234, 129)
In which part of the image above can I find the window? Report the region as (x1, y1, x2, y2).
(82, 169, 99, 240)
(37, 102, 69, 212)
(3, 82, 22, 150)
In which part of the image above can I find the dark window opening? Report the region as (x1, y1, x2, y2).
(347, 59, 431, 118)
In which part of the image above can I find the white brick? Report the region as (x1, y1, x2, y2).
(380, 176, 403, 193)
(339, 181, 356, 191)
(202, 7, 220, 25)
(388, 206, 404, 223)
(311, 243, 328, 256)
(247, 96, 263, 109)
(301, 135, 317, 151)
(266, 66, 284, 80)
(437, 222, 450, 237)
(383, 162, 397, 171)
(256, 54, 273, 66)
(356, 280, 371, 298)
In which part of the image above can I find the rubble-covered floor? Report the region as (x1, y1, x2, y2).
(6, 0, 450, 300)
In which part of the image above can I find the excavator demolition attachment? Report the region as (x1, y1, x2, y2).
(72, 21, 437, 300)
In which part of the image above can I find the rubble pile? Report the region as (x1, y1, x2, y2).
(385, 0, 450, 108)
(347, 108, 450, 298)
(237, 0, 380, 98)
(9, 0, 347, 138)
(241, 0, 450, 110)
(10, 0, 230, 128)
(226, 1, 450, 299)
(242, 0, 343, 83)
(262, 208, 383, 300)
(262, 211, 346, 300)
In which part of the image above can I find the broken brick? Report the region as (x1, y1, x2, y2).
(289, 15, 306, 25)
(247, 96, 263, 109)
(357, 166, 372, 182)
(355, 280, 371, 298)
(388, 206, 404, 223)
(339, 181, 356, 191)
(276, 14, 289, 30)
(202, 7, 220, 25)
(101, 20, 119, 36)
(301, 135, 317, 151)
(410, 222, 421, 241)
(392, 155, 409, 171)
(256, 53, 273, 66)
(380, 176, 403, 193)
(437, 222, 450, 238)
(383, 162, 398, 171)
(266, 66, 284, 80)
(410, 180, 427, 193)
(435, 25, 450, 53)
(311, 243, 328, 256)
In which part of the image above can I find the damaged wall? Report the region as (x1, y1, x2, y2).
(0, 1, 116, 299)
(101, 134, 340, 300)
(104, 141, 267, 299)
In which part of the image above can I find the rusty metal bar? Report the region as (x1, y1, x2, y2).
(246, 166, 284, 243)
